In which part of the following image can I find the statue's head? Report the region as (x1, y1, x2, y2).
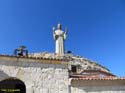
(57, 24, 62, 30)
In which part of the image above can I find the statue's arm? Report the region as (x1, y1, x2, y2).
(65, 27, 68, 35)
(53, 32, 56, 40)
(64, 27, 68, 40)
(52, 27, 56, 40)
(64, 33, 67, 40)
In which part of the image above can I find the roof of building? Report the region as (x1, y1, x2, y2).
(71, 69, 125, 81)
(0, 52, 114, 76)
(71, 76, 125, 80)
(29, 52, 111, 73)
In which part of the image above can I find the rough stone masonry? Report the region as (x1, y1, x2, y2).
(0, 55, 69, 93)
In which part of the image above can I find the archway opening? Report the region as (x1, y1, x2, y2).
(0, 78, 26, 93)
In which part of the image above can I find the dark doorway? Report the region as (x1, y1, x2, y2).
(0, 78, 26, 93)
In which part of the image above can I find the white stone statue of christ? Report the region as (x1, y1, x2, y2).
(52, 24, 68, 55)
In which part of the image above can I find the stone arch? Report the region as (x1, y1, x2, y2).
(0, 77, 26, 93)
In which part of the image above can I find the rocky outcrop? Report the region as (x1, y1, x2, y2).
(30, 52, 110, 73)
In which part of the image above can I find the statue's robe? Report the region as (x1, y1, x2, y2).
(54, 29, 66, 54)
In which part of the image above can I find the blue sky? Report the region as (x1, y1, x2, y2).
(0, 0, 125, 76)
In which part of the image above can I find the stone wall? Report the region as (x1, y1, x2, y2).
(71, 86, 125, 93)
(71, 79, 125, 93)
(0, 56, 69, 93)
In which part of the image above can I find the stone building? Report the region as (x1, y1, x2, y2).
(0, 24, 125, 93)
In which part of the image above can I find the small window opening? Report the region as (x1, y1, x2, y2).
(71, 65, 77, 73)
